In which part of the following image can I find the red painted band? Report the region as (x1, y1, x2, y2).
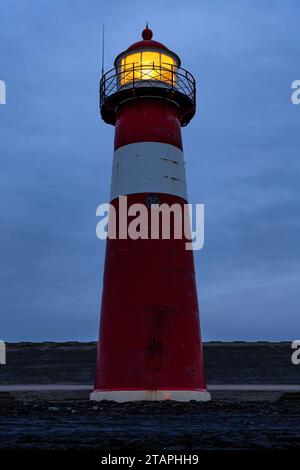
(114, 98, 183, 151)
(94, 193, 206, 392)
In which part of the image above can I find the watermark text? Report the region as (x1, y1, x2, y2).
(96, 196, 204, 251)
(0, 80, 6, 105)
(291, 340, 300, 365)
(0, 341, 6, 365)
(291, 80, 300, 105)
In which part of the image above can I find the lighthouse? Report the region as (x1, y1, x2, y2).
(91, 26, 210, 402)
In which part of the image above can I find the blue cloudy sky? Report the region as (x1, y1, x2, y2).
(0, 0, 299, 342)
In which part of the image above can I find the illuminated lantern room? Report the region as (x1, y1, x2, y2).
(100, 26, 196, 127)
(115, 26, 180, 87)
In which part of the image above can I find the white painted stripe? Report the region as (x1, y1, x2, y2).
(110, 142, 187, 201)
(90, 390, 211, 402)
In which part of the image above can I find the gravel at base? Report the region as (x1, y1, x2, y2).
(0, 400, 299, 450)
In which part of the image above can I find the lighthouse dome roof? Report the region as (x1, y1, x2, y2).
(114, 27, 181, 67)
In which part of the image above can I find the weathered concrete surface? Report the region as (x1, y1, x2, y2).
(0, 342, 97, 385)
(0, 341, 299, 385)
(0, 399, 299, 450)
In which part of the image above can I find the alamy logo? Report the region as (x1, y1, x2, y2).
(291, 340, 300, 365)
(291, 80, 300, 105)
(0, 341, 6, 365)
(96, 196, 204, 251)
(0, 80, 6, 105)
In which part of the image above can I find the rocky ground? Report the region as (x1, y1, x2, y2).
(0, 399, 299, 451)
(1, 343, 299, 455)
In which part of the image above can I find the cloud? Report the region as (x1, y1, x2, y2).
(0, 0, 299, 341)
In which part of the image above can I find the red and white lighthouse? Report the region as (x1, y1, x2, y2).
(91, 26, 210, 401)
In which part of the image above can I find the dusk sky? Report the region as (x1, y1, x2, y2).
(0, 0, 299, 342)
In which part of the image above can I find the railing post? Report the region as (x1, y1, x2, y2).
(117, 66, 120, 89)
(171, 64, 174, 89)
(133, 63, 135, 87)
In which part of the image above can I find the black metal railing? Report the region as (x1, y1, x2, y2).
(100, 63, 196, 108)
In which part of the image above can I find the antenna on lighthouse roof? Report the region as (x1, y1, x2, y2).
(101, 22, 105, 78)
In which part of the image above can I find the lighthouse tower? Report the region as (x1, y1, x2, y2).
(91, 26, 210, 402)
